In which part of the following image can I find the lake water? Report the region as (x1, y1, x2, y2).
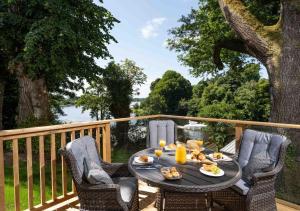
(59, 106, 95, 122)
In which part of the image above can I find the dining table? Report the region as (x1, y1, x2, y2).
(128, 148, 242, 211)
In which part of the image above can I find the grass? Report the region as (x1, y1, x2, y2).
(4, 148, 132, 211)
(4, 159, 72, 211)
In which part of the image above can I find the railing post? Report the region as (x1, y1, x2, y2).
(13, 138, 20, 211)
(26, 137, 33, 209)
(0, 138, 5, 211)
(235, 124, 244, 152)
(50, 134, 57, 201)
(103, 123, 111, 163)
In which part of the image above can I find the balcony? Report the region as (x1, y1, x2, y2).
(0, 114, 299, 211)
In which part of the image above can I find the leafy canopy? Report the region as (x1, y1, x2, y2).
(77, 59, 146, 120)
(167, 0, 279, 77)
(138, 70, 192, 115)
(0, 0, 118, 94)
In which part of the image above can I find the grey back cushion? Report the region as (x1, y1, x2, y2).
(83, 158, 113, 184)
(66, 136, 102, 180)
(148, 120, 176, 148)
(238, 129, 285, 182)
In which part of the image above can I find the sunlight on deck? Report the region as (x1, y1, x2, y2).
(61, 181, 298, 211)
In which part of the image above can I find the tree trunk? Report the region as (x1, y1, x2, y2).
(218, 0, 300, 203)
(269, 1, 300, 203)
(16, 74, 50, 125)
(0, 79, 5, 130)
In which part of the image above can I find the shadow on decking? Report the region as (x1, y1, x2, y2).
(59, 181, 297, 211)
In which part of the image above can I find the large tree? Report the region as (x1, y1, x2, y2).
(169, 0, 300, 202)
(139, 70, 192, 115)
(0, 0, 117, 125)
(103, 59, 146, 147)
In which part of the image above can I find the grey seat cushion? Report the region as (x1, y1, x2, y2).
(148, 120, 176, 148)
(83, 158, 113, 184)
(232, 179, 250, 195)
(66, 136, 102, 180)
(238, 129, 285, 182)
(113, 177, 137, 205)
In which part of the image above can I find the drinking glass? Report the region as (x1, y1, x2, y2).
(155, 149, 163, 161)
(159, 139, 166, 148)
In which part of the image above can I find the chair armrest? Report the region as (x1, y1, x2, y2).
(78, 183, 129, 211)
(102, 162, 132, 177)
(79, 183, 119, 191)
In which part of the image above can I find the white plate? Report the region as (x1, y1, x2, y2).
(134, 156, 154, 164)
(164, 146, 176, 151)
(200, 167, 224, 177)
(208, 153, 232, 162)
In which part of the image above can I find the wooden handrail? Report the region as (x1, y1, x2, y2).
(0, 114, 300, 211)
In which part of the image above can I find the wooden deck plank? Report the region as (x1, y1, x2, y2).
(38, 181, 299, 211)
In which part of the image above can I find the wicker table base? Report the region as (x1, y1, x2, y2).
(156, 189, 212, 211)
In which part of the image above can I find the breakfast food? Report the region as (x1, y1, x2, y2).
(190, 150, 206, 161)
(213, 152, 223, 160)
(161, 167, 181, 179)
(187, 140, 200, 151)
(168, 143, 177, 150)
(202, 164, 221, 175)
(139, 155, 149, 163)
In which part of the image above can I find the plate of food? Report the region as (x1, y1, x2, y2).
(161, 167, 182, 180)
(200, 164, 224, 177)
(134, 155, 154, 164)
(186, 150, 216, 165)
(208, 152, 232, 162)
(164, 143, 177, 151)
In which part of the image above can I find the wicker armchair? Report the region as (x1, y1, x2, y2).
(60, 136, 139, 211)
(212, 129, 291, 211)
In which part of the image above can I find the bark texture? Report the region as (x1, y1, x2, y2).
(218, 0, 300, 203)
(16, 71, 50, 125)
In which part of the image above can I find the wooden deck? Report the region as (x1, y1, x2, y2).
(59, 181, 299, 211)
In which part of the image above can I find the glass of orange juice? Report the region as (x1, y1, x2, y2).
(159, 139, 166, 148)
(155, 149, 163, 161)
(175, 143, 187, 164)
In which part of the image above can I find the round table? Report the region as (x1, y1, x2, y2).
(128, 148, 241, 210)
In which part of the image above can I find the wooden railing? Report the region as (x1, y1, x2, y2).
(0, 114, 299, 211)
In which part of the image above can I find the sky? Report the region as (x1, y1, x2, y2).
(96, 0, 199, 98)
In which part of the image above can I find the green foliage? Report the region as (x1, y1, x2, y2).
(186, 63, 270, 148)
(167, 0, 279, 77)
(104, 59, 146, 118)
(76, 80, 110, 120)
(77, 59, 146, 120)
(0, 0, 118, 124)
(138, 70, 192, 115)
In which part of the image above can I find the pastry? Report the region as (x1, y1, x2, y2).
(139, 155, 149, 162)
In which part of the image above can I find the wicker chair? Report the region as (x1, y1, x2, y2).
(212, 129, 291, 211)
(60, 136, 139, 211)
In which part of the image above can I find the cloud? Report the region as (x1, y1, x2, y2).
(141, 17, 166, 39)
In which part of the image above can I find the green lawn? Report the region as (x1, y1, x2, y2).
(4, 148, 132, 211)
(5, 160, 71, 211)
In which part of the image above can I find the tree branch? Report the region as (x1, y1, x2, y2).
(213, 38, 252, 69)
(218, 0, 271, 62)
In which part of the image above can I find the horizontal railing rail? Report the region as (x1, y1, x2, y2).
(0, 114, 299, 211)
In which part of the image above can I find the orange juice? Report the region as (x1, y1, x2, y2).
(159, 139, 166, 148)
(175, 144, 187, 164)
(155, 149, 163, 158)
